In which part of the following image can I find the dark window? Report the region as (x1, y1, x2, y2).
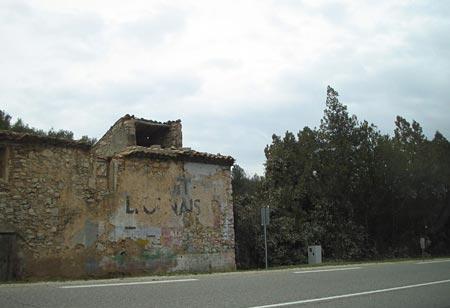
(135, 123, 170, 147)
(0, 147, 7, 180)
(0, 232, 17, 281)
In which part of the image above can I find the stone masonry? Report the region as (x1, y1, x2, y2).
(0, 115, 235, 280)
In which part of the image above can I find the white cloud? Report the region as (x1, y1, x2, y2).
(1, 0, 449, 175)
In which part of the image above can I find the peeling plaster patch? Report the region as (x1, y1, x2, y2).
(85, 220, 98, 247)
(109, 226, 161, 244)
(110, 193, 138, 229)
(98, 221, 105, 234)
(85, 258, 98, 273)
(172, 252, 235, 272)
(161, 227, 183, 248)
(72, 220, 98, 247)
(222, 215, 232, 241)
(184, 162, 223, 178)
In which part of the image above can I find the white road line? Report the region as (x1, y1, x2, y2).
(60, 278, 198, 289)
(248, 278, 450, 308)
(416, 259, 450, 264)
(293, 267, 361, 274)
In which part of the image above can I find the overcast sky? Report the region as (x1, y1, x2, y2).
(1, 0, 449, 175)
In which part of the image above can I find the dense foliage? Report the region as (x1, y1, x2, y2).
(233, 86, 450, 268)
(0, 110, 97, 145)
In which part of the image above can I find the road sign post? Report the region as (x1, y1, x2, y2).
(261, 206, 270, 270)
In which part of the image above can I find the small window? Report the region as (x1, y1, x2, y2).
(0, 146, 8, 181)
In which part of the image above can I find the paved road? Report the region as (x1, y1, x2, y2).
(1, 259, 450, 308)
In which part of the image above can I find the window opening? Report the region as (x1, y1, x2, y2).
(0, 147, 7, 181)
(135, 123, 170, 147)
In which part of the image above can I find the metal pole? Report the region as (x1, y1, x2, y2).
(264, 220, 268, 270)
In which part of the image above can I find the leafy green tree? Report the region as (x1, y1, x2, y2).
(10, 118, 45, 135)
(0, 110, 12, 130)
(427, 132, 450, 254)
(79, 135, 98, 145)
(47, 128, 74, 140)
(233, 85, 450, 267)
(0, 110, 96, 144)
(232, 165, 264, 268)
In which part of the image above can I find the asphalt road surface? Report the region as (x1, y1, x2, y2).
(1, 259, 450, 308)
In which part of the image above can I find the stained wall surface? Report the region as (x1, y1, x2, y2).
(102, 159, 235, 274)
(0, 139, 235, 279)
(0, 142, 98, 278)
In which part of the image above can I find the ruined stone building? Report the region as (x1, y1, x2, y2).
(0, 115, 235, 280)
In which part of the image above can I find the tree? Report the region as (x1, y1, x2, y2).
(232, 86, 450, 267)
(0, 110, 11, 130)
(79, 135, 98, 145)
(47, 128, 74, 140)
(232, 165, 264, 268)
(10, 118, 45, 135)
(0, 110, 96, 144)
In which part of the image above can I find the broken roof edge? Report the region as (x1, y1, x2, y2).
(93, 114, 181, 148)
(0, 130, 92, 150)
(113, 145, 235, 166)
(115, 114, 181, 127)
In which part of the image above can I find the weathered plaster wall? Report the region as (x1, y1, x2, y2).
(0, 142, 235, 279)
(99, 158, 235, 274)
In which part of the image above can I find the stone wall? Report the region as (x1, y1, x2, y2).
(0, 138, 235, 279)
(93, 117, 135, 158)
(163, 121, 183, 148)
(0, 142, 99, 278)
(93, 116, 183, 159)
